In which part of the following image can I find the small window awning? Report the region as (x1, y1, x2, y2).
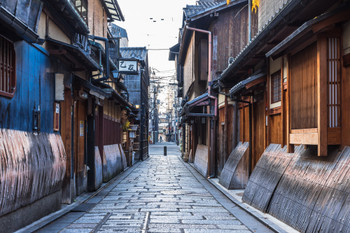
(103, 87, 136, 111)
(46, 38, 100, 71)
(229, 72, 266, 97)
(181, 92, 216, 119)
(73, 76, 107, 100)
(101, 0, 125, 22)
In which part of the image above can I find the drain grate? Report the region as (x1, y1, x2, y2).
(71, 203, 96, 212)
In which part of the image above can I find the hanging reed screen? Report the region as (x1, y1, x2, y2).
(328, 37, 341, 128)
(0, 36, 16, 98)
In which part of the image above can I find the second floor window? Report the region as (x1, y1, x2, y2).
(71, 0, 87, 22)
(271, 71, 281, 105)
(0, 36, 16, 98)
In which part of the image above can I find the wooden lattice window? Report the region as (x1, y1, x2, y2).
(328, 37, 341, 128)
(271, 71, 281, 104)
(71, 0, 88, 22)
(0, 36, 16, 98)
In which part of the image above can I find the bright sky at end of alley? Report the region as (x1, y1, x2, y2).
(116, 0, 197, 74)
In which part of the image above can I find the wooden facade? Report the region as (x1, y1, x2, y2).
(177, 0, 253, 178)
(0, 0, 135, 231)
(218, 0, 350, 232)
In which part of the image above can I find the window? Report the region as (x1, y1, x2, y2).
(328, 37, 341, 128)
(0, 36, 16, 98)
(271, 71, 281, 105)
(71, 0, 88, 22)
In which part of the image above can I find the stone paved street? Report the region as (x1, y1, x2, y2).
(37, 143, 272, 233)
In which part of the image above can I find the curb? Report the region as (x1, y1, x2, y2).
(15, 161, 143, 233)
(183, 159, 296, 233)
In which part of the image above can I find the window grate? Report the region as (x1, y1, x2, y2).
(0, 36, 16, 98)
(327, 37, 341, 128)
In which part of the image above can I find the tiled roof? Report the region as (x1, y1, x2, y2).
(109, 24, 128, 39)
(120, 47, 148, 61)
(183, 0, 224, 20)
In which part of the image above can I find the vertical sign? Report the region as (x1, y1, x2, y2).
(53, 102, 60, 131)
(80, 121, 84, 137)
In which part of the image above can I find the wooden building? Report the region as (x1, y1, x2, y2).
(216, 0, 350, 231)
(175, 0, 254, 178)
(0, 0, 136, 231)
(119, 47, 150, 161)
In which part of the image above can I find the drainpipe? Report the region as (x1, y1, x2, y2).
(89, 35, 110, 82)
(186, 25, 217, 177)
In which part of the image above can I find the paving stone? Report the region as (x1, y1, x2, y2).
(38, 146, 255, 233)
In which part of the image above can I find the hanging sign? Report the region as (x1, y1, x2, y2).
(119, 60, 138, 73)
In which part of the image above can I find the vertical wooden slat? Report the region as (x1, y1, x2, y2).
(287, 55, 294, 153)
(317, 36, 328, 156)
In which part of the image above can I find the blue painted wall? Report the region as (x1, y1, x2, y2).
(0, 41, 55, 133)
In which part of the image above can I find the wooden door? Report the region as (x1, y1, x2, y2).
(61, 88, 73, 203)
(74, 100, 87, 195)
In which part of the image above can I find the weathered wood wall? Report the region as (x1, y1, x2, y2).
(183, 34, 195, 97)
(269, 114, 282, 144)
(219, 142, 249, 189)
(61, 88, 73, 203)
(74, 100, 87, 195)
(253, 100, 265, 169)
(290, 42, 318, 129)
(0, 41, 54, 132)
(194, 144, 209, 177)
(227, 105, 235, 156)
(217, 106, 226, 174)
(243, 145, 350, 233)
(0, 130, 66, 217)
(239, 106, 250, 142)
(211, 4, 249, 77)
(242, 144, 293, 211)
(342, 23, 350, 147)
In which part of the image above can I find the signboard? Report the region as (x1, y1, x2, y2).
(119, 60, 138, 73)
(80, 121, 84, 137)
(55, 73, 64, 101)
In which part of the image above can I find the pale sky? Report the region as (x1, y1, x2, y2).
(116, 0, 197, 74)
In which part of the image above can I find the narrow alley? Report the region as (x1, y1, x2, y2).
(32, 143, 272, 233)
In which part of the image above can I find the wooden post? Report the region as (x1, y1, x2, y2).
(317, 36, 328, 156)
(286, 56, 294, 153)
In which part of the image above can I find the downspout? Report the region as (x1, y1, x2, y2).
(89, 35, 110, 82)
(186, 25, 217, 177)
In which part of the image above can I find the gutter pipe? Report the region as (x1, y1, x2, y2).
(185, 25, 218, 178)
(0, 5, 39, 43)
(185, 25, 217, 117)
